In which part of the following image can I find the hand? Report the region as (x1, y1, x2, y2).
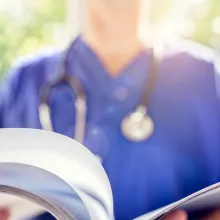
(201, 210, 220, 220)
(162, 209, 220, 220)
(0, 208, 10, 220)
(162, 210, 187, 220)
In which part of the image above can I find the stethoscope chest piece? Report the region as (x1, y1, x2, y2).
(121, 106, 154, 142)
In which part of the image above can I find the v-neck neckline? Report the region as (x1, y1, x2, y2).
(68, 36, 155, 102)
(73, 36, 153, 83)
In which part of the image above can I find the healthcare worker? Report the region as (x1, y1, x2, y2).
(1, 0, 220, 219)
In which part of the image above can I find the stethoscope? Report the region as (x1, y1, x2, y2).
(38, 39, 161, 144)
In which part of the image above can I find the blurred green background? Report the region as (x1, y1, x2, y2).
(0, 0, 66, 78)
(0, 0, 220, 79)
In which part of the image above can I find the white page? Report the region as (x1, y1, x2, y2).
(0, 128, 114, 220)
(0, 194, 44, 220)
(0, 163, 91, 220)
(134, 203, 177, 220)
(135, 183, 220, 220)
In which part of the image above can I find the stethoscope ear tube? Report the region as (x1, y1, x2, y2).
(39, 74, 87, 143)
(39, 38, 88, 141)
(38, 103, 53, 131)
(74, 96, 87, 143)
(39, 39, 163, 145)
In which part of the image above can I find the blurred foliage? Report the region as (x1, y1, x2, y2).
(188, 0, 220, 48)
(0, 0, 66, 78)
(0, 0, 220, 79)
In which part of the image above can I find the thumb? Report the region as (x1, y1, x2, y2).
(163, 210, 188, 220)
(0, 208, 10, 220)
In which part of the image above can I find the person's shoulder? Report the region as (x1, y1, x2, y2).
(0, 47, 65, 103)
(2, 47, 64, 89)
(11, 47, 64, 79)
(162, 38, 216, 70)
(159, 38, 219, 100)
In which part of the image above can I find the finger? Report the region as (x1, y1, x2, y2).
(201, 210, 220, 220)
(0, 208, 10, 220)
(162, 210, 187, 220)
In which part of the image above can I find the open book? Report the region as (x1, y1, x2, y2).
(0, 128, 220, 220)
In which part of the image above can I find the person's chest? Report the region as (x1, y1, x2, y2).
(19, 75, 220, 219)
(13, 40, 220, 219)
(102, 94, 220, 219)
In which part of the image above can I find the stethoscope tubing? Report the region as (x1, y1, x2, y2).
(38, 39, 162, 143)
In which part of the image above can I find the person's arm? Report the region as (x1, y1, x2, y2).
(163, 56, 220, 220)
(0, 67, 21, 128)
(0, 71, 18, 220)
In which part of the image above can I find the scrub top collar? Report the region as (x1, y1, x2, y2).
(67, 36, 154, 102)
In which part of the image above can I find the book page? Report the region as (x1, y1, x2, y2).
(0, 193, 44, 220)
(135, 183, 220, 220)
(0, 128, 114, 220)
(0, 163, 91, 220)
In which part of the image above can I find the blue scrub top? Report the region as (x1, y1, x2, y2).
(1, 36, 220, 220)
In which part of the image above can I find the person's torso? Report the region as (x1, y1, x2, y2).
(3, 37, 220, 220)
